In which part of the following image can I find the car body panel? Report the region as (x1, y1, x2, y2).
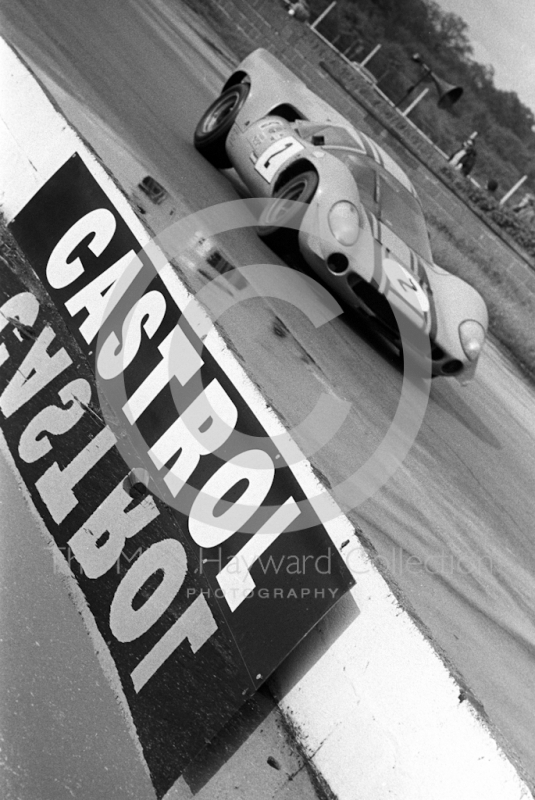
(206, 49, 489, 382)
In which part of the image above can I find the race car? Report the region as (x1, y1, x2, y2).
(193, 48, 488, 382)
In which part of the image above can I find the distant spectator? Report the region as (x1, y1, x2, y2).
(487, 179, 499, 193)
(512, 193, 535, 224)
(459, 144, 477, 176)
(285, 0, 310, 22)
(449, 132, 478, 176)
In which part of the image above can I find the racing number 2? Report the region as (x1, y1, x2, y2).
(382, 258, 429, 330)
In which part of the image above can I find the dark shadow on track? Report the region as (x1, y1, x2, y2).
(182, 686, 277, 792)
(182, 595, 358, 794)
(269, 591, 360, 699)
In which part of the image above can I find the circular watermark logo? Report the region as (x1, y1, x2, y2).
(95, 198, 432, 534)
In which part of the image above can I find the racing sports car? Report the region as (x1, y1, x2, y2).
(194, 49, 488, 382)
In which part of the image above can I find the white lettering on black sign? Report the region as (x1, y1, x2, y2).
(4, 153, 353, 797)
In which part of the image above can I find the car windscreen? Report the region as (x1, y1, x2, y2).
(378, 173, 432, 261)
(323, 148, 377, 209)
(325, 149, 432, 260)
(296, 123, 364, 150)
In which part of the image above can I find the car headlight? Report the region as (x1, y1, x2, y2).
(328, 201, 360, 246)
(459, 320, 486, 361)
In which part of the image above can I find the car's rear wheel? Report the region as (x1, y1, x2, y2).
(194, 83, 250, 168)
(257, 170, 319, 247)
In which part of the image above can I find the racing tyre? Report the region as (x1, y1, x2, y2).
(194, 83, 250, 168)
(257, 170, 319, 247)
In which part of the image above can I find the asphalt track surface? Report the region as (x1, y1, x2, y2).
(1, 0, 535, 794)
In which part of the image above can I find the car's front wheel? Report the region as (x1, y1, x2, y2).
(257, 170, 319, 247)
(194, 83, 249, 168)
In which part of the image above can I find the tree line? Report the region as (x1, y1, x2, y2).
(310, 0, 535, 195)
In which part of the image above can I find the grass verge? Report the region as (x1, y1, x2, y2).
(427, 214, 535, 382)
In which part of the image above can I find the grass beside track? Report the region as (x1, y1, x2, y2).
(427, 215, 535, 382)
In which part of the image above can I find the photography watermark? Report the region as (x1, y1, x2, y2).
(54, 542, 495, 584)
(199, 545, 334, 576)
(185, 587, 340, 602)
(346, 545, 496, 580)
(95, 197, 433, 533)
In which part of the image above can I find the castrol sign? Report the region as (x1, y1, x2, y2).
(3, 154, 354, 797)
